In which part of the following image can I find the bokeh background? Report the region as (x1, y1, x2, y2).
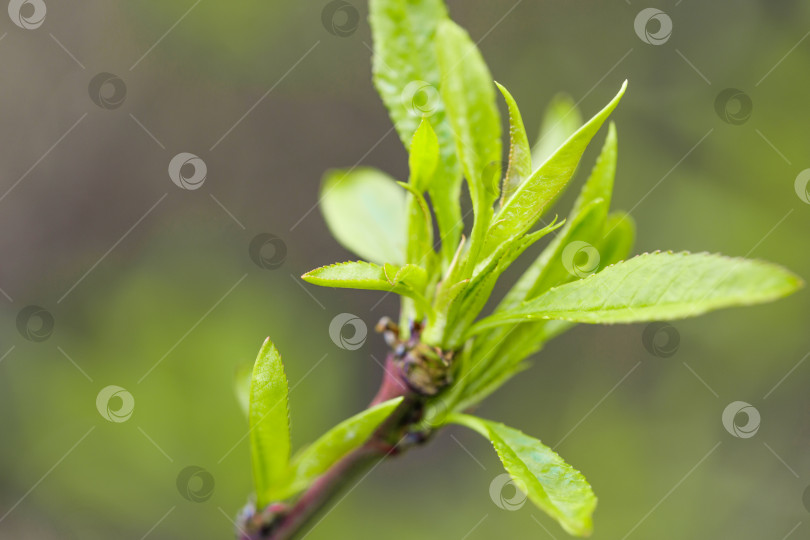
(1, 1, 809, 538)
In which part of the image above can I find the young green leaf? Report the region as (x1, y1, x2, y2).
(461, 205, 604, 395)
(502, 198, 607, 311)
(499, 123, 619, 310)
(397, 180, 435, 270)
(475, 213, 636, 385)
(472, 251, 803, 332)
(460, 126, 623, 395)
(320, 168, 406, 265)
(392, 263, 429, 292)
(287, 397, 404, 494)
(436, 18, 502, 272)
(481, 81, 627, 260)
(408, 119, 440, 193)
(249, 338, 291, 507)
(488, 211, 635, 369)
(463, 214, 636, 405)
(570, 121, 618, 218)
(302, 261, 431, 314)
(303, 260, 392, 289)
(441, 218, 564, 348)
(496, 82, 532, 206)
(303, 261, 413, 291)
(402, 121, 439, 274)
(532, 93, 583, 168)
(369, 0, 462, 264)
(450, 414, 597, 537)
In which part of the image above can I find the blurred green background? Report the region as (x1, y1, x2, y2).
(1, 1, 808, 538)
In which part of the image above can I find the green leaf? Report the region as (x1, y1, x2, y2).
(450, 414, 597, 537)
(423, 232, 471, 343)
(397, 181, 435, 271)
(391, 263, 429, 292)
(302, 261, 431, 314)
(532, 93, 583, 168)
(502, 198, 607, 311)
(441, 218, 564, 348)
(408, 119, 440, 193)
(303, 260, 391, 289)
(496, 82, 532, 206)
(472, 252, 803, 331)
(369, 0, 463, 264)
(249, 338, 291, 507)
(571, 121, 618, 218)
(320, 167, 406, 265)
(481, 81, 627, 259)
(436, 18, 502, 273)
(288, 398, 403, 494)
(403, 120, 439, 273)
(500, 122, 619, 310)
(474, 212, 635, 382)
(459, 204, 605, 395)
(302, 260, 414, 292)
(459, 127, 622, 394)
